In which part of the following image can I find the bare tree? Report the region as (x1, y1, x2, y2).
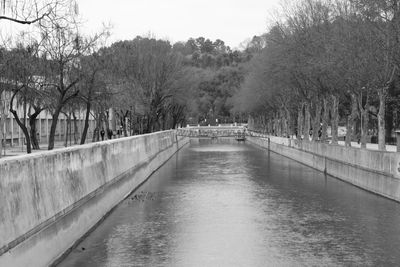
(2, 43, 43, 153)
(38, 10, 107, 150)
(350, 0, 400, 150)
(0, 0, 76, 25)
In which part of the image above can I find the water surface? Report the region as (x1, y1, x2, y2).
(59, 138, 400, 266)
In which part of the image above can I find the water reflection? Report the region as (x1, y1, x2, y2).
(59, 138, 400, 266)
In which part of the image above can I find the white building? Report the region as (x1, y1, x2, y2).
(0, 88, 96, 147)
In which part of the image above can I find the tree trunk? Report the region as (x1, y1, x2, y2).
(268, 118, 271, 134)
(117, 110, 129, 137)
(69, 113, 73, 146)
(64, 114, 70, 147)
(345, 94, 358, 147)
(48, 107, 62, 150)
(273, 115, 278, 136)
(321, 98, 329, 142)
(138, 116, 142, 135)
(378, 87, 387, 151)
(73, 112, 79, 144)
(146, 115, 152, 133)
(312, 100, 322, 141)
(279, 115, 283, 136)
(285, 108, 291, 137)
(0, 114, 3, 157)
(29, 111, 42, 150)
(358, 92, 370, 149)
(80, 101, 91, 145)
(297, 103, 304, 139)
(304, 102, 311, 141)
(120, 116, 126, 136)
(345, 116, 352, 147)
(331, 95, 339, 145)
(10, 110, 32, 153)
(360, 107, 369, 148)
(172, 116, 178, 130)
(261, 115, 265, 133)
(92, 112, 101, 142)
(351, 94, 359, 143)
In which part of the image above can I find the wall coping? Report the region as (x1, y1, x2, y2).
(0, 130, 175, 165)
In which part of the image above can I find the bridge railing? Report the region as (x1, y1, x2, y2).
(177, 126, 246, 137)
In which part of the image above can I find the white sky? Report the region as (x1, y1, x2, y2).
(76, 0, 282, 48)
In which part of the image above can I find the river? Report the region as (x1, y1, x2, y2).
(59, 138, 400, 266)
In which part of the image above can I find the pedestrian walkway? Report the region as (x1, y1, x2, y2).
(0, 136, 130, 158)
(0, 133, 133, 158)
(0, 140, 91, 158)
(336, 141, 397, 152)
(252, 132, 398, 153)
(291, 134, 397, 152)
(1, 135, 397, 159)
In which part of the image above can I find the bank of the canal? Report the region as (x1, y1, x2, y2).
(247, 135, 400, 203)
(59, 138, 400, 267)
(0, 131, 188, 267)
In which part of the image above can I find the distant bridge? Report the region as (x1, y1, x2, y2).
(176, 126, 246, 137)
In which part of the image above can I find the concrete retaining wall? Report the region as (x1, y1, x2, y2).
(0, 131, 188, 267)
(247, 136, 400, 202)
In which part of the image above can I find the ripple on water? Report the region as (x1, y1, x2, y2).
(58, 140, 400, 267)
(190, 145, 248, 153)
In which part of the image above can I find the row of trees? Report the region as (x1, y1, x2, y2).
(0, 0, 81, 153)
(101, 36, 258, 132)
(233, 0, 400, 150)
(0, 0, 258, 154)
(2, 0, 320, 156)
(0, 1, 194, 154)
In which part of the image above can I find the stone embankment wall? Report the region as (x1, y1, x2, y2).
(0, 131, 188, 267)
(248, 135, 400, 202)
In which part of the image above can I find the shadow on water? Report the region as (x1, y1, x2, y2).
(59, 138, 400, 267)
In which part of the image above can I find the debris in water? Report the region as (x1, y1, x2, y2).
(129, 191, 160, 202)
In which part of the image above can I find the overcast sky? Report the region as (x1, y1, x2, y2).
(77, 0, 281, 48)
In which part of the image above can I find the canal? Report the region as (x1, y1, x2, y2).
(59, 138, 400, 266)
